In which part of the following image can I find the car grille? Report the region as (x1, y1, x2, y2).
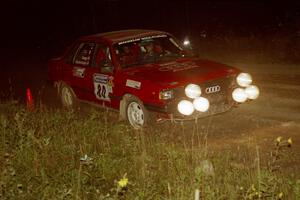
(201, 75, 236, 104)
(172, 75, 236, 104)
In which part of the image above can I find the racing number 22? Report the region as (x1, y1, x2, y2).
(97, 84, 107, 99)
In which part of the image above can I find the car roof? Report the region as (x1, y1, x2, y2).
(80, 29, 170, 44)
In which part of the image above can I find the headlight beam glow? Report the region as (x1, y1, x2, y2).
(185, 84, 201, 99)
(237, 73, 252, 87)
(232, 88, 248, 103)
(177, 100, 194, 115)
(245, 85, 259, 100)
(193, 97, 210, 112)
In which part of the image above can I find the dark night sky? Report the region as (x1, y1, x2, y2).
(2, 0, 300, 56)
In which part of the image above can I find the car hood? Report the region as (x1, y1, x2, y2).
(124, 58, 239, 88)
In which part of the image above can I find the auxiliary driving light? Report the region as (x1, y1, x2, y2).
(232, 88, 248, 103)
(178, 100, 194, 115)
(237, 73, 252, 87)
(185, 84, 201, 99)
(245, 85, 259, 100)
(193, 97, 210, 112)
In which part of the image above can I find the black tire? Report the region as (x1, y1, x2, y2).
(125, 95, 150, 129)
(60, 83, 77, 108)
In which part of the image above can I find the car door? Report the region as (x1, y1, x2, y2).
(89, 44, 115, 106)
(66, 41, 116, 107)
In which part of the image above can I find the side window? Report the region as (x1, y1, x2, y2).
(73, 43, 96, 67)
(93, 44, 113, 73)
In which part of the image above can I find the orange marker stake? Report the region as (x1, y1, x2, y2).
(26, 88, 34, 111)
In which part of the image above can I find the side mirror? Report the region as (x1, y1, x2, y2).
(180, 49, 198, 58)
(101, 66, 113, 73)
(100, 62, 113, 73)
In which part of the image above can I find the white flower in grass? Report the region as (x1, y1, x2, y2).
(80, 154, 93, 162)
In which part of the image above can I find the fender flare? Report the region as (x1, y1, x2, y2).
(55, 81, 77, 99)
(119, 93, 133, 121)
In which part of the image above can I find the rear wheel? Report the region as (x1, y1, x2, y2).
(60, 83, 76, 108)
(125, 96, 149, 129)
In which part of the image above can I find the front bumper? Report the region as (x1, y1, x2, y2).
(145, 75, 238, 119)
(145, 95, 236, 120)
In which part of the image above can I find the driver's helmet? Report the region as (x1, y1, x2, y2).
(140, 39, 154, 53)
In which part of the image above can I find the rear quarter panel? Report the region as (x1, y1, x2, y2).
(47, 57, 63, 82)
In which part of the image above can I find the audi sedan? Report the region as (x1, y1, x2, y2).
(48, 29, 259, 129)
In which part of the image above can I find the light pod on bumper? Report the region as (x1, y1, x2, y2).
(178, 100, 194, 115)
(245, 85, 259, 99)
(185, 84, 201, 99)
(193, 97, 210, 112)
(232, 88, 247, 103)
(237, 73, 252, 87)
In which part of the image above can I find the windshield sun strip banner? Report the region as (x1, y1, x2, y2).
(118, 34, 168, 45)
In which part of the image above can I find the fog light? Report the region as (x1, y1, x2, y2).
(185, 84, 201, 99)
(232, 88, 247, 103)
(245, 85, 259, 100)
(193, 97, 209, 112)
(237, 73, 252, 87)
(178, 100, 194, 115)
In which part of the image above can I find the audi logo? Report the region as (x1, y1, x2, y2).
(205, 85, 221, 94)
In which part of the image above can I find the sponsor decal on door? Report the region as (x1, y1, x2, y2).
(93, 74, 114, 101)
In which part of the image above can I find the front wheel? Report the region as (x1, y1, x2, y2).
(125, 96, 149, 129)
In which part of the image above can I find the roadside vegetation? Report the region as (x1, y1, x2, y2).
(0, 102, 299, 199)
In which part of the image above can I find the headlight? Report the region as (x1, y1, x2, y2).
(159, 89, 173, 100)
(193, 97, 209, 112)
(232, 88, 247, 103)
(237, 73, 252, 87)
(245, 85, 259, 99)
(185, 84, 201, 98)
(178, 100, 194, 115)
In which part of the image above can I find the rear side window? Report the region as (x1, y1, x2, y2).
(72, 43, 96, 67)
(64, 42, 80, 64)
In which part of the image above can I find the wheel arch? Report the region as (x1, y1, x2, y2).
(119, 93, 135, 121)
(55, 81, 77, 98)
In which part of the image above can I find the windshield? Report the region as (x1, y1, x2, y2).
(114, 35, 190, 68)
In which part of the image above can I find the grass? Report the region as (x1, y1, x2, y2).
(0, 102, 299, 199)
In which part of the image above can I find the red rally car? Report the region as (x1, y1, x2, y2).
(48, 29, 259, 129)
